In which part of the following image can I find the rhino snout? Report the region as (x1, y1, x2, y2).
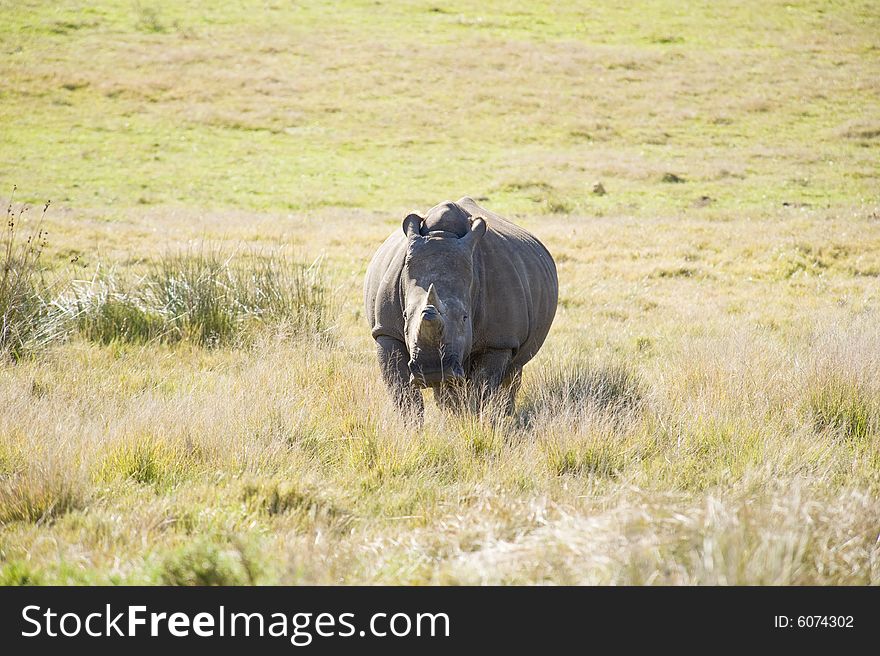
(408, 358, 465, 388)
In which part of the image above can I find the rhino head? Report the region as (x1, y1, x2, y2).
(400, 212, 487, 388)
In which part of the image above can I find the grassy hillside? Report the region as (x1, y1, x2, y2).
(0, 0, 879, 584)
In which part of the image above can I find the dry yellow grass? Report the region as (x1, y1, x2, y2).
(1, 207, 879, 584)
(0, 0, 879, 584)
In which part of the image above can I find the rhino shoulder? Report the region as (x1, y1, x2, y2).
(364, 230, 408, 341)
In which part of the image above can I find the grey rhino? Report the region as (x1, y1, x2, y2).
(364, 197, 558, 417)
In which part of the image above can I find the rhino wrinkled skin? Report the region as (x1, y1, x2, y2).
(364, 197, 558, 417)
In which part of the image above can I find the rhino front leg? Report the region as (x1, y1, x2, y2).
(501, 367, 523, 415)
(375, 336, 424, 421)
(467, 349, 514, 413)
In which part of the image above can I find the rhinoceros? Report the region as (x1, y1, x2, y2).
(364, 197, 558, 417)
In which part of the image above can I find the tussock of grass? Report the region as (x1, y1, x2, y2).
(70, 249, 328, 347)
(96, 438, 184, 486)
(0, 560, 43, 586)
(453, 414, 507, 459)
(0, 463, 86, 524)
(403, 483, 880, 585)
(76, 285, 166, 344)
(809, 379, 876, 441)
(0, 560, 44, 586)
(546, 441, 626, 478)
(773, 243, 849, 280)
(157, 539, 254, 586)
(242, 478, 352, 533)
(523, 360, 643, 420)
(0, 441, 26, 476)
(806, 326, 880, 442)
(4, 200, 330, 354)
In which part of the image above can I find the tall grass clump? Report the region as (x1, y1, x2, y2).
(157, 539, 253, 586)
(95, 437, 185, 487)
(0, 462, 87, 523)
(809, 378, 876, 441)
(72, 248, 328, 346)
(0, 189, 66, 360)
(74, 273, 167, 344)
(523, 359, 644, 420)
(806, 324, 880, 442)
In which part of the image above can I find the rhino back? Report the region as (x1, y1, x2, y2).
(456, 197, 558, 368)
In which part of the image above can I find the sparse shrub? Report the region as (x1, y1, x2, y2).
(134, 4, 167, 34)
(0, 560, 44, 585)
(542, 194, 573, 215)
(1, 191, 68, 360)
(158, 539, 251, 586)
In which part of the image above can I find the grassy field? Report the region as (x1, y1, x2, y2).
(1, 0, 879, 584)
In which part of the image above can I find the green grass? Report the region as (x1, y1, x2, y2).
(2, 1, 877, 215)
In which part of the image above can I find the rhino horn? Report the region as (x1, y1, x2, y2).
(426, 283, 446, 315)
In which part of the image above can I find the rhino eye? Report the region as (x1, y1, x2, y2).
(462, 314, 468, 322)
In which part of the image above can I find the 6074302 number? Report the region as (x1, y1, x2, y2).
(799, 616, 853, 628)
(775, 615, 854, 628)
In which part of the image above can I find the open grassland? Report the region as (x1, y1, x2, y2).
(1, 0, 879, 584)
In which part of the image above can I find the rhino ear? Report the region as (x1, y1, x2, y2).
(461, 216, 487, 250)
(402, 213, 424, 239)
